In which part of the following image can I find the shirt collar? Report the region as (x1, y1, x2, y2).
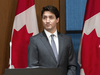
(44, 29, 58, 38)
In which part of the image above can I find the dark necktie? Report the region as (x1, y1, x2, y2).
(51, 34, 58, 61)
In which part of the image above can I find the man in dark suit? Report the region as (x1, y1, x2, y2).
(27, 5, 77, 75)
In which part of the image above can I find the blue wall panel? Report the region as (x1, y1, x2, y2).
(66, 0, 87, 30)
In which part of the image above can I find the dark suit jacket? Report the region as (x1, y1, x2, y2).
(27, 31, 77, 75)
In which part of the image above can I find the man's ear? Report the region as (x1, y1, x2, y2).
(56, 18, 59, 23)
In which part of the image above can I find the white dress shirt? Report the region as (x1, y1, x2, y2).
(44, 29, 59, 54)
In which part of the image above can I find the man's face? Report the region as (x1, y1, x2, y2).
(42, 11, 59, 33)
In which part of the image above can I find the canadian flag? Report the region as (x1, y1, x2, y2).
(9, 0, 39, 68)
(78, 0, 100, 75)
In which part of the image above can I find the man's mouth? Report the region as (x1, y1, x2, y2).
(46, 24, 51, 26)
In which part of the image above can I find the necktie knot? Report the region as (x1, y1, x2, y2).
(51, 34, 54, 38)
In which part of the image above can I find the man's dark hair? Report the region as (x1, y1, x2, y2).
(41, 5, 59, 19)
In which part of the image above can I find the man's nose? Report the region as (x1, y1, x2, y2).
(46, 18, 50, 22)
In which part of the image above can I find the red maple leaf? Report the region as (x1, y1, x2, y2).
(81, 29, 100, 75)
(11, 25, 33, 68)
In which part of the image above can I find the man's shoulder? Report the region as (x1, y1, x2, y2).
(58, 32, 72, 43)
(30, 32, 42, 40)
(58, 32, 71, 39)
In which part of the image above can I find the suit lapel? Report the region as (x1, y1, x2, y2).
(40, 31, 57, 63)
(57, 32, 64, 65)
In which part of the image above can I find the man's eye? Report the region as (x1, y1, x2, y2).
(50, 16, 53, 19)
(43, 16, 46, 19)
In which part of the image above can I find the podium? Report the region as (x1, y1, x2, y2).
(4, 68, 61, 75)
